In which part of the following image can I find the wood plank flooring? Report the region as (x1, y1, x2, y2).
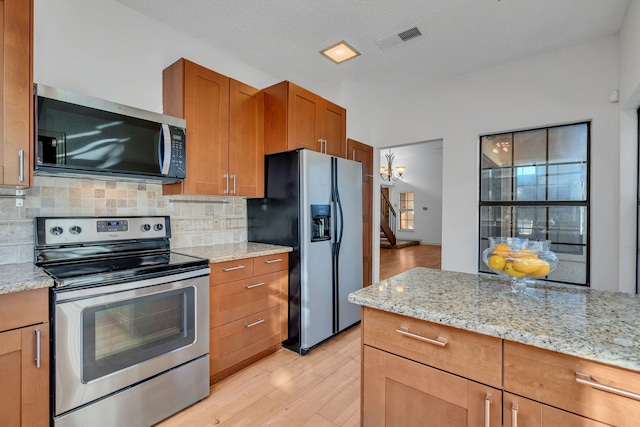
(156, 325, 361, 427)
(380, 244, 441, 280)
(156, 245, 441, 426)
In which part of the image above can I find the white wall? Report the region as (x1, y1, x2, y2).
(381, 142, 443, 245)
(618, 0, 640, 294)
(371, 36, 621, 291)
(33, 0, 279, 113)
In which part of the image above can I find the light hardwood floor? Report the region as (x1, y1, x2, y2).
(157, 245, 441, 426)
(380, 244, 441, 280)
(157, 325, 361, 427)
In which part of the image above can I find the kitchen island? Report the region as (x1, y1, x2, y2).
(349, 267, 640, 427)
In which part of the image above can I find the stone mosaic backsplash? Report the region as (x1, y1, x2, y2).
(0, 176, 248, 264)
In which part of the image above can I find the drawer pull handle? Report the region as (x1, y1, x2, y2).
(484, 394, 491, 427)
(576, 372, 640, 401)
(246, 281, 266, 289)
(245, 318, 265, 328)
(511, 403, 518, 427)
(222, 265, 245, 272)
(35, 330, 41, 369)
(264, 258, 283, 264)
(396, 326, 448, 347)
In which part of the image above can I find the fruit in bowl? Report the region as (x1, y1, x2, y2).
(482, 237, 558, 294)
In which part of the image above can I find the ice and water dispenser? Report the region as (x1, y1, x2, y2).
(311, 204, 331, 242)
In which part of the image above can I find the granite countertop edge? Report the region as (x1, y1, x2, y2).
(0, 263, 54, 295)
(173, 241, 293, 264)
(348, 267, 640, 373)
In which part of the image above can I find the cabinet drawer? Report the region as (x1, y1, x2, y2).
(0, 288, 48, 333)
(253, 253, 288, 276)
(210, 271, 286, 327)
(209, 258, 254, 285)
(362, 307, 502, 388)
(504, 341, 640, 427)
(210, 305, 281, 375)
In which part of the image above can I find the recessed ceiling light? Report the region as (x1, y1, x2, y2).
(320, 41, 361, 64)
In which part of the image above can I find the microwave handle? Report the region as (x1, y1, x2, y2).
(159, 124, 172, 175)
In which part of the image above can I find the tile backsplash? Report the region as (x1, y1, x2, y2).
(0, 176, 248, 264)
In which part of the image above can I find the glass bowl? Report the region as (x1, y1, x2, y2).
(481, 237, 558, 295)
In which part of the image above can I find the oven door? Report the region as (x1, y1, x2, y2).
(53, 268, 209, 416)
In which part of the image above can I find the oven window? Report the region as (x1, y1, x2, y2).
(82, 287, 195, 382)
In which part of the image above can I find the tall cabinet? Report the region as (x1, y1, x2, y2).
(162, 59, 264, 197)
(0, 0, 33, 187)
(263, 81, 346, 158)
(347, 138, 373, 287)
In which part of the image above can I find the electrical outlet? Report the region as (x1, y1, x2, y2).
(422, 207, 428, 211)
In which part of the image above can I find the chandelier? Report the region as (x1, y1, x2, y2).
(380, 151, 406, 181)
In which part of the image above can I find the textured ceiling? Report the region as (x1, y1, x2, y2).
(114, 0, 629, 99)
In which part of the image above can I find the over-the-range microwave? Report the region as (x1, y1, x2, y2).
(35, 84, 186, 183)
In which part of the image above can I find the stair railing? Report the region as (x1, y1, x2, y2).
(380, 188, 397, 246)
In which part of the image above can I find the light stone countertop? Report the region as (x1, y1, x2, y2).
(348, 267, 640, 373)
(173, 241, 292, 263)
(0, 263, 54, 295)
(0, 242, 290, 296)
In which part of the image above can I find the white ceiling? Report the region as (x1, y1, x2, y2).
(114, 0, 629, 99)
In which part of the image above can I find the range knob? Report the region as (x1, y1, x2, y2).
(153, 223, 164, 231)
(69, 226, 82, 235)
(141, 224, 151, 232)
(50, 226, 63, 236)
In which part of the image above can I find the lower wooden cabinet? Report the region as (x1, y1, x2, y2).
(209, 254, 288, 383)
(0, 289, 49, 427)
(363, 346, 501, 427)
(503, 392, 614, 427)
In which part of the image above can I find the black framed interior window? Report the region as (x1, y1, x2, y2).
(479, 122, 590, 286)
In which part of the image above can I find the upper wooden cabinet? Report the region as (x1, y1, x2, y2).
(264, 81, 346, 158)
(162, 59, 264, 197)
(0, 0, 33, 187)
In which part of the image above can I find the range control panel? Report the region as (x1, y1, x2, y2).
(38, 216, 170, 246)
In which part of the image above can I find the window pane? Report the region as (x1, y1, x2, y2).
(549, 123, 587, 164)
(400, 211, 414, 230)
(547, 164, 586, 201)
(480, 206, 513, 238)
(548, 243, 587, 285)
(513, 206, 547, 240)
(482, 134, 512, 168)
(514, 129, 546, 166)
(547, 206, 587, 247)
(514, 165, 546, 201)
(481, 168, 514, 201)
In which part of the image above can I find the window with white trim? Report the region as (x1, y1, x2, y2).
(399, 192, 415, 230)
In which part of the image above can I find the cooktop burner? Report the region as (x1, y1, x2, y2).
(34, 216, 209, 289)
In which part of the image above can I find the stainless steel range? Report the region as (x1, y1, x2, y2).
(35, 216, 210, 427)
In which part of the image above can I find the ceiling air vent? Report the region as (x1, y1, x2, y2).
(375, 25, 424, 51)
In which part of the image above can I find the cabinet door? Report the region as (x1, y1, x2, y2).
(0, 325, 49, 427)
(321, 100, 346, 158)
(504, 392, 613, 427)
(229, 79, 264, 197)
(347, 138, 373, 287)
(363, 345, 501, 427)
(287, 83, 321, 152)
(0, 0, 33, 186)
(163, 59, 230, 195)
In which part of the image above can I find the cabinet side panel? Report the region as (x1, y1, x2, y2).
(263, 81, 288, 154)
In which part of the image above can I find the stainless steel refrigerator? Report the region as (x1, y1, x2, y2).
(248, 149, 363, 354)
